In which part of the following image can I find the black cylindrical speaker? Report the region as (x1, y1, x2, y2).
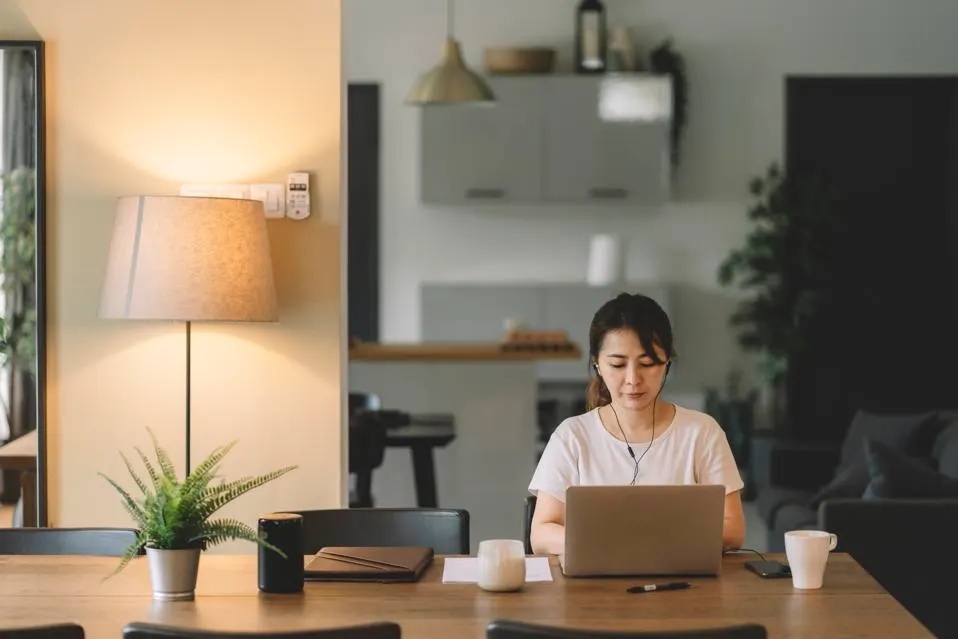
(257, 512, 304, 593)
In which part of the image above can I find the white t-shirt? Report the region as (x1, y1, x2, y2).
(528, 404, 744, 503)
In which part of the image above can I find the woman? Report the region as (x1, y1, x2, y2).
(528, 292, 746, 555)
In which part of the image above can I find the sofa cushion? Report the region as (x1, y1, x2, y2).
(806, 410, 938, 509)
(808, 463, 871, 509)
(863, 438, 958, 499)
(839, 409, 939, 470)
(756, 486, 815, 526)
(932, 419, 958, 479)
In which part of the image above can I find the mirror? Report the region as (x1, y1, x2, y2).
(0, 40, 45, 528)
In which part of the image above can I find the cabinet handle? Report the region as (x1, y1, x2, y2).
(466, 188, 505, 199)
(589, 187, 629, 199)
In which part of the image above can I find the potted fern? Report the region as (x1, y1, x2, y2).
(100, 430, 296, 601)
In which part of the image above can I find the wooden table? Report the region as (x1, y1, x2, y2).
(0, 553, 933, 638)
(0, 429, 36, 527)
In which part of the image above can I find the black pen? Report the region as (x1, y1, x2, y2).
(626, 582, 691, 594)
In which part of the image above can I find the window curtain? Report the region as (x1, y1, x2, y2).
(3, 49, 36, 173)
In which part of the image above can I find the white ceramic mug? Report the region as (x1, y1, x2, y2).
(477, 539, 526, 592)
(784, 530, 838, 589)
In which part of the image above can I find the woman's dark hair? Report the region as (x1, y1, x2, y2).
(587, 292, 675, 409)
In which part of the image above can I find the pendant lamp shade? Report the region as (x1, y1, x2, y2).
(406, 0, 495, 106)
(406, 38, 495, 105)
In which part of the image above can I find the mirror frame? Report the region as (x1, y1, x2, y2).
(0, 39, 46, 527)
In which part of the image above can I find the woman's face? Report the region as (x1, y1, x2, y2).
(595, 329, 669, 412)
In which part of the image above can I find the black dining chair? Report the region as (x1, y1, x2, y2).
(487, 620, 767, 639)
(291, 508, 469, 555)
(122, 622, 401, 639)
(523, 495, 537, 555)
(0, 623, 85, 639)
(0, 528, 139, 556)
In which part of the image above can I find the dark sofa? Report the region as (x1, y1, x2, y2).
(755, 409, 958, 639)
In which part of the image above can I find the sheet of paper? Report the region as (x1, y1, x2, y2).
(442, 557, 553, 584)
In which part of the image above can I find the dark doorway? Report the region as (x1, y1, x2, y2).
(347, 83, 381, 342)
(786, 76, 958, 439)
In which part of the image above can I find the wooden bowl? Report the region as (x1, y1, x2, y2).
(483, 47, 556, 75)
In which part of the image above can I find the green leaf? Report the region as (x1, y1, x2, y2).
(717, 162, 847, 382)
(147, 428, 180, 486)
(100, 430, 298, 575)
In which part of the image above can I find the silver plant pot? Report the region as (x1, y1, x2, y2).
(146, 547, 201, 601)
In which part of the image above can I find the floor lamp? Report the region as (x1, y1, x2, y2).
(98, 195, 278, 478)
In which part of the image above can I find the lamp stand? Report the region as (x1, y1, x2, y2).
(185, 320, 191, 479)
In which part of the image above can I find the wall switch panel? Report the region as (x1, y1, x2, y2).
(250, 183, 285, 218)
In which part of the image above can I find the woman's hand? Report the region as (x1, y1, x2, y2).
(529, 491, 567, 556)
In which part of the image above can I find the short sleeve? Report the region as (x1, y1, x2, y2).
(528, 429, 579, 503)
(697, 422, 745, 495)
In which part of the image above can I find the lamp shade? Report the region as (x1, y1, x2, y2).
(406, 38, 496, 106)
(99, 195, 278, 322)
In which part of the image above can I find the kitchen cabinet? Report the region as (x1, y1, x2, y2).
(419, 78, 544, 204)
(420, 75, 671, 206)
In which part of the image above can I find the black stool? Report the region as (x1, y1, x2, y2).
(386, 413, 455, 508)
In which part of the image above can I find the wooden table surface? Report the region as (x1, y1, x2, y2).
(0, 428, 36, 471)
(0, 553, 931, 639)
(349, 341, 581, 362)
(0, 429, 37, 527)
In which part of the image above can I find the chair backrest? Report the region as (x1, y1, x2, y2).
(487, 620, 767, 639)
(123, 622, 401, 639)
(0, 528, 139, 556)
(0, 624, 85, 639)
(523, 495, 536, 555)
(293, 508, 469, 554)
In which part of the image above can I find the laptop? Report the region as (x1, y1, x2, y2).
(560, 484, 726, 577)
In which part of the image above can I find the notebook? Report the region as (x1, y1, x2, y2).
(303, 546, 434, 582)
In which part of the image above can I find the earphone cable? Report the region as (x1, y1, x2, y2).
(610, 401, 655, 486)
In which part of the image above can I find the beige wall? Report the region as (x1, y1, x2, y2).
(1, 0, 345, 549)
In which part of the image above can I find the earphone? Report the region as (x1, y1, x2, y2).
(594, 358, 671, 485)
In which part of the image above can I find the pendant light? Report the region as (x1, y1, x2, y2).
(406, 0, 496, 106)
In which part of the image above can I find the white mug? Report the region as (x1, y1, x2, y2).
(784, 530, 838, 589)
(477, 539, 525, 592)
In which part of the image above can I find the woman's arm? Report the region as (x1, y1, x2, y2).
(530, 491, 567, 556)
(723, 490, 746, 550)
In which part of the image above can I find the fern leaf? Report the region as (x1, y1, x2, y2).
(181, 441, 237, 495)
(119, 452, 150, 496)
(133, 446, 162, 489)
(148, 427, 180, 485)
(196, 466, 297, 521)
(103, 532, 146, 581)
(98, 472, 148, 528)
(195, 518, 279, 553)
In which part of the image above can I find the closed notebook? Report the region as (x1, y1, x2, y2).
(303, 546, 434, 582)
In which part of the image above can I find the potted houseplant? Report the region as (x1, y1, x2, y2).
(100, 429, 297, 601)
(717, 162, 846, 431)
